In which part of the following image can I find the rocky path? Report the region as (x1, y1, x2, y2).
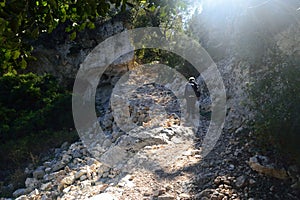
(8, 128, 203, 200)
(7, 122, 300, 200)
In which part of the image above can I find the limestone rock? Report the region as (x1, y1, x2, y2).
(40, 182, 52, 191)
(25, 178, 39, 189)
(235, 175, 247, 188)
(59, 174, 76, 190)
(88, 193, 116, 200)
(32, 168, 45, 179)
(13, 188, 31, 198)
(75, 169, 87, 180)
(157, 194, 175, 200)
(52, 162, 66, 172)
(248, 155, 288, 179)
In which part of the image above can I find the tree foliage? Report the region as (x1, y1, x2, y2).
(0, 0, 143, 74)
(0, 0, 191, 74)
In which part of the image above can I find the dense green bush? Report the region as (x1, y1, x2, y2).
(0, 73, 74, 141)
(249, 57, 300, 164)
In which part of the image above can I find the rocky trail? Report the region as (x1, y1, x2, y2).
(4, 65, 300, 200)
(6, 121, 300, 200)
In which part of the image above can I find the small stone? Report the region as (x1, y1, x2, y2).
(61, 141, 69, 149)
(40, 182, 52, 191)
(28, 188, 39, 196)
(88, 193, 116, 200)
(60, 174, 75, 186)
(43, 161, 52, 168)
(25, 177, 39, 188)
(235, 175, 247, 188)
(72, 150, 82, 158)
(210, 194, 218, 200)
(108, 174, 116, 178)
(248, 155, 288, 179)
(61, 154, 72, 163)
(153, 189, 166, 196)
(15, 195, 27, 200)
(45, 167, 51, 174)
(13, 188, 30, 197)
(98, 165, 111, 175)
(75, 169, 87, 179)
(33, 168, 45, 179)
(249, 179, 256, 185)
(63, 186, 71, 193)
(179, 193, 190, 198)
(80, 175, 88, 181)
(24, 167, 33, 175)
(229, 164, 235, 170)
(102, 172, 109, 178)
(197, 189, 215, 197)
(182, 150, 193, 156)
(52, 162, 66, 172)
(291, 181, 300, 189)
(44, 170, 65, 182)
(157, 194, 175, 200)
(165, 184, 173, 191)
(143, 192, 151, 196)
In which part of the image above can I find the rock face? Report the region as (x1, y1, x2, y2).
(28, 12, 133, 87)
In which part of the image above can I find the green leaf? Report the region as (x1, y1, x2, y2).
(13, 50, 21, 60)
(42, 1, 47, 6)
(78, 22, 86, 31)
(87, 21, 95, 29)
(5, 50, 11, 60)
(65, 26, 72, 32)
(0, 0, 5, 7)
(70, 31, 76, 40)
(32, 28, 39, 38)
(20, 58, 27, 69)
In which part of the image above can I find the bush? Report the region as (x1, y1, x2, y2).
(249, 58, 300, 164)
(0, 72, 78, 191)
(0, 73, 74, 141)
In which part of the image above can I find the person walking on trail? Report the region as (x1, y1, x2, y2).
(184, 77, 200, 119)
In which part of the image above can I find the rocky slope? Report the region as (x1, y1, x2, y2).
(5, 119, 300, 199)
(4, 58, 300, 200)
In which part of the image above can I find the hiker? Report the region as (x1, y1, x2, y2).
(184, 77, 200, 118)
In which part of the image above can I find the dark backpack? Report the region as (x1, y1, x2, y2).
(185, 82, 200, 97)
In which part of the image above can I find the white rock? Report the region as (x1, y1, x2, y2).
(60, 174, 75, 186)
(75, 169, 87, 179)
(88, 193, 116, 200)
(40, 182, 52, 191)
(25, 177, 39, 188)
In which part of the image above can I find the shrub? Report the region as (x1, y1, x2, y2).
(249, 58, 300, 164)
(0, 72, 78, 191)
(0, 73, 74, 141)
